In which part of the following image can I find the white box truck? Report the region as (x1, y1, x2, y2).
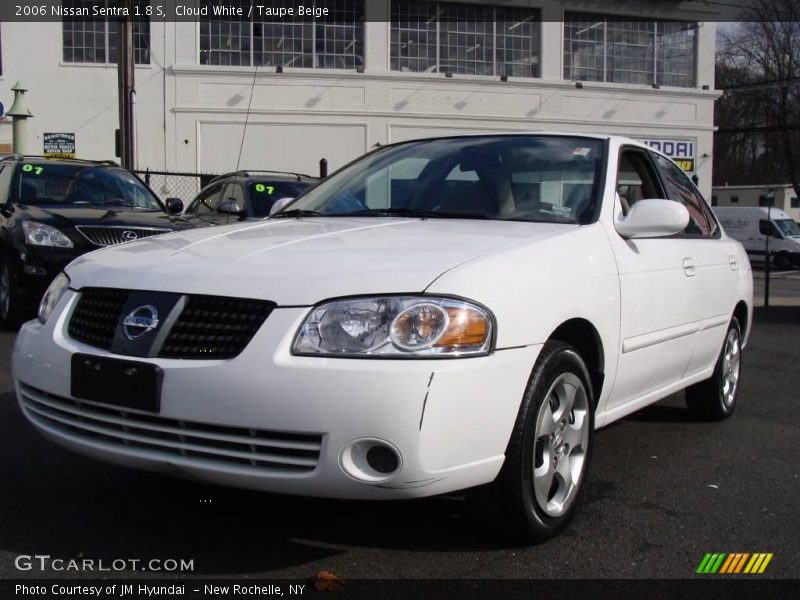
(713, 206, 800, 269)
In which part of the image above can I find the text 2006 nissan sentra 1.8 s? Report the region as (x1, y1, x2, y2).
(12, 134, 752, 542)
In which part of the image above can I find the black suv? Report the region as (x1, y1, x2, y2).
(0, 155, 192, 328)
(183, 171, 318, 227)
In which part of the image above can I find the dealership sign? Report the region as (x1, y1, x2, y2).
(637, 138, 695, 173)
(43, 133, 76, 159)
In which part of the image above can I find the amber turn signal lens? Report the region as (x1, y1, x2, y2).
(435, 307, 489, 348)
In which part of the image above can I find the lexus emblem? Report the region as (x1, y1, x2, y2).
(121, 230, 139, 241)
(122, 305, 159, 341)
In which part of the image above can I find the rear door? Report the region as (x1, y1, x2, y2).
(653, 152, 738, 376)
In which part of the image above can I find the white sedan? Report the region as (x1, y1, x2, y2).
(12, 134, 752, 542)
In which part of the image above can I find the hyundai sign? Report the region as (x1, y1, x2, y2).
(637, 138, 695, 173)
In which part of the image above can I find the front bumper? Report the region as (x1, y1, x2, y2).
(13, 290, 540, 499)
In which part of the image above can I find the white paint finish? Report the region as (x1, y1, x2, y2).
(64, 217, 574, 305)
(197, 121, 368, 174)
(198, 81, 367, 109)
(563, 95, 698, 123)
(389, 86, 542, 117)
(12, 134, 752, 499)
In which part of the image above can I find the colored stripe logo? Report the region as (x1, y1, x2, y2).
(696, 553, 773, 574)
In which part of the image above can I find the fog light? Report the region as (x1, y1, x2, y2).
(366, 445, 400, 474)
(340, 438, 402, 483)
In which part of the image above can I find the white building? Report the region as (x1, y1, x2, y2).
(712, 184, 800, 222)
(1, 0, 721, 198)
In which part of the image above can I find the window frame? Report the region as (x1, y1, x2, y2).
(199, 0, 365, 69)
(390, 0, 542, 79)
(563, 11, 698, 88)
(650, 150, 720, 239)
(615, 145, 668, 217)
(62, 1, 151, 65)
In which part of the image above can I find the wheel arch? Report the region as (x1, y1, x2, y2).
(547, 318, 605, 408)
(733, 300, 749, 339)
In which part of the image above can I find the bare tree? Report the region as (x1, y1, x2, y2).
(715, 0, 800, 197)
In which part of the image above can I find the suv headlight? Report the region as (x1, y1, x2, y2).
(292, 296, 494, 357)
(22, 221, 73, 248)
(37, 272, 70, 324)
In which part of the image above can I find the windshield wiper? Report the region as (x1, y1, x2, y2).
(341, 208, 494, 220)
(269, 209, 325, 219)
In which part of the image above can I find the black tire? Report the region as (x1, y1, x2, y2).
(685, 318, 742, 422)
(467, 341, 594, 543)
(0, 257, 24, 331)
(774, 252, 791, 270)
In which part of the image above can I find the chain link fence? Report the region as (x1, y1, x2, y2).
(135, 169, 219, 203)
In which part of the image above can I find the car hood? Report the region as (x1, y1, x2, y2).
(17, 203, 193, 229)
(65, 217, 576, 305)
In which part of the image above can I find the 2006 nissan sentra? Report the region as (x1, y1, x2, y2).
(12, 134, 753, 542)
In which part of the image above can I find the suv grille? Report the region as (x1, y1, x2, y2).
(19, 384, 322, 474)
(159, 295, 274, 360)
(67, 288, 128, 350)
(75, 226, 170, 247)
(67, 289, 273, 359)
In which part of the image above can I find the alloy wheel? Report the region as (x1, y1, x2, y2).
(721, 328, 741, 409)
(532, 372, 590, 517)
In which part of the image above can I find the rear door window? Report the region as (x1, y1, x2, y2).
(653, 154, 717, 237)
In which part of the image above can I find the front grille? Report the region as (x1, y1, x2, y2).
(67, 289, 273, 359)
(19, 383, 322, 474)
(67, 288, 128, 350)
(75, 226, 170, 247)
(159, 295, 273, 360)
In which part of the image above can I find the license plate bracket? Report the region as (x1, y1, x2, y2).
(71, 353, 162, 413)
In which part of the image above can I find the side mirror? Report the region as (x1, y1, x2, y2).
(165, 197, 184, 215)
(615, 198, 689, 239)
(217, 198, 245, 216)
(269, 197, 295, 216)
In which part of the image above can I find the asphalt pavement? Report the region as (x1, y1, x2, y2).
(0, 306, 798, 581)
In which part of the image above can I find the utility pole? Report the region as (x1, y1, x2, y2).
(117, 0, 135, 169)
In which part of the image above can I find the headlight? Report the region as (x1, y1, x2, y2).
(22, 221, 73, 248)
(293, 296, 493, 357)
(37, 272, 70, 324)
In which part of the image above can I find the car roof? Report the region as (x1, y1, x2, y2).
(0, 154, 120, 168)
(209, 170, 317, 185)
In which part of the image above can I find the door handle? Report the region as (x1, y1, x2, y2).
(683, 258, 696, 277)
(729, 255, 739, 271)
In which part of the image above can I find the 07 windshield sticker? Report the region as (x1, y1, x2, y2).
(255, 184, 275, 195)
(22, 164, 44, 176)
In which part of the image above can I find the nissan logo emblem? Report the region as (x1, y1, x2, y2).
(121, 230, 139, 241)
(122, 305, 160, 341)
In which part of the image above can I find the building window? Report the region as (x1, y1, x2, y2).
(564, 12, 696, 87)
(711, 195, 718, 206)
(391, 1, 541, 78)
(62, 1, 150, 64)
(731, 196, 739, 203)
(791, 197, 799, 209)
(200, 0, 364, 69)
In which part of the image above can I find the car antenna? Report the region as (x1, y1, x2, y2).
(236, 65, 258, 173)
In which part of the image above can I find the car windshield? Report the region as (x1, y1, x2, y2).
(277, 136, 605, 224)
(775, 218, 800, 237)
(249, 181, 315, 217)
(14, 163, 163, 211)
